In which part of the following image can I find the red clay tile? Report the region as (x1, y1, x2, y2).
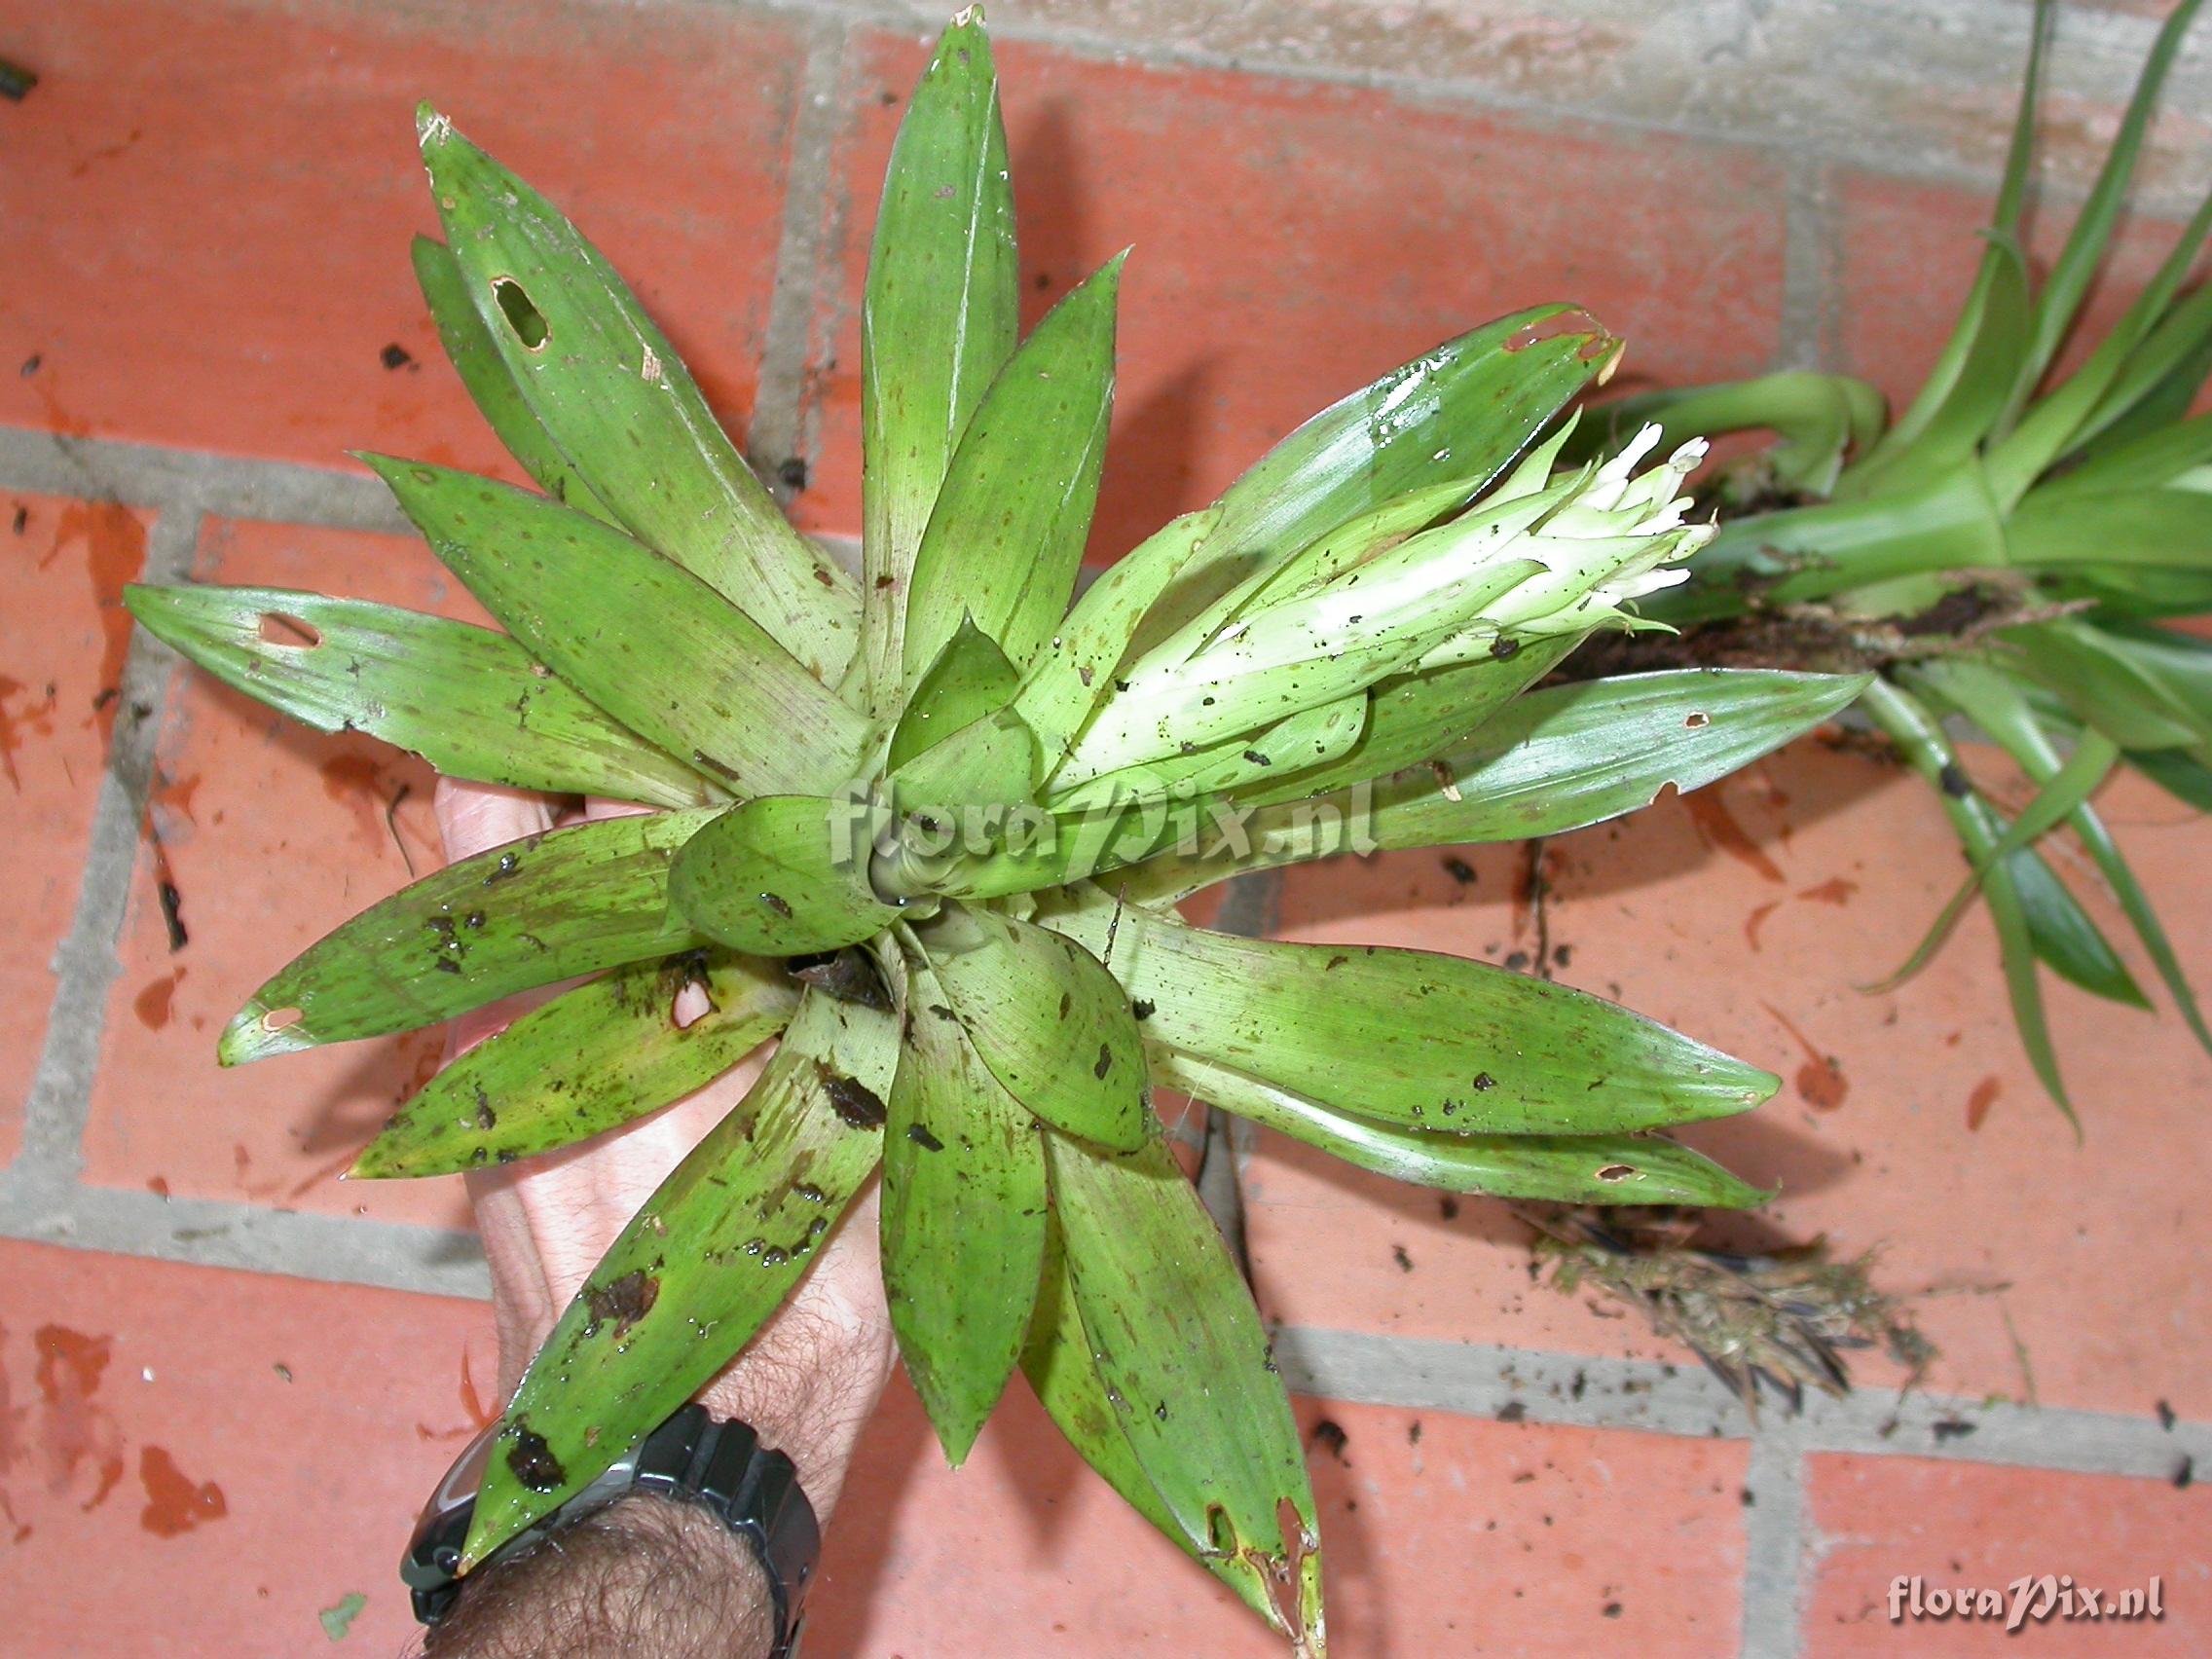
(80, 516, 491, 1228)
(820, 1377, 1747, 1656)
(793, 37, 1788, 555)
(1800, 1453, 2210, 1655)
(0, 494, 152, 1163)
(0, 1237, 494, 1658)
(0, 0, 798, 478)
(1245, 737, 2212, 1419)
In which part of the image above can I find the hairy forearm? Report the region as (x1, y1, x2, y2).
(422, 1496, 775, 1659)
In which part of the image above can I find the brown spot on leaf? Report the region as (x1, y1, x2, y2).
(822, 1071, 886, 1129)
(505, 1424, 566, 1493)
(583, 1271, 659, 1338)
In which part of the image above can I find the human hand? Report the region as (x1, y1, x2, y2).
(435, 777, 895, 1523)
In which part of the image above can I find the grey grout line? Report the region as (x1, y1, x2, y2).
(749, 14, 855, 509)
(1272, 1325, 2212, 1475)
(712, 0, 2209, 214)
(1777, 155, 1840, 376)
(7, 506, 201, 1187)
(0, 1180, 489, 1300)
(0, 424, 405, 531)
(1739, 1417, 1809, 1659)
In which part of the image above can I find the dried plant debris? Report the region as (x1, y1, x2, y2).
(1521, 1203, 1935, 1419)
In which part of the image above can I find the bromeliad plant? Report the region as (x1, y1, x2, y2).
(1568, 0, 2212, 1121)
(125, 14, 1870, 1649)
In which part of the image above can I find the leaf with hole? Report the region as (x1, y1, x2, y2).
(353, 950, 797, 1177)
(123, 584, 718, 808)
(417, 109, 859, 678)
(221, 808, 715, 1064)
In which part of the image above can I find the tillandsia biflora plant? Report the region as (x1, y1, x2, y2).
(123, 13, 1876, 1648)
(1568, 0, 2212, 1122)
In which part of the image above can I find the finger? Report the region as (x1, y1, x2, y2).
(435, 776, 557, 865)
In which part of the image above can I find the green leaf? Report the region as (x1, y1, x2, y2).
(1012, 305, 1612, 772)
(366, 458, 867, 797)
(1999, 0, 2207, 428)
(1865, 703, 2119, 995)
(352, 950, 797, 1177)
(2007, 618, 2212, 751)
(1240, 635, 1581, 807)
(410, 236, 615, 524)
(887, 617, 1022, 773)
(1986, 185, 2212, 506)
(1045, 903, 1773, 1134)
(1916, 661, 2212, 1058)
(1044, 1127, 1323, 1649)
(123, 584, 719, 809)
(903, 255, 1123, 690)
(882, 953, 1048, 1463)
(2128, 743, 2212, 810)
(1137, 304, 1616, 652)
(462, 990, 894, 1567)
(1565, 372, 1888, 498)
(1860, 679, 2075, 1121)
(2074, 291, 2212, 458)
(862, 11, 1019, 698)
(1157, 1050, 1769, 1207)
(415, 110, 857, 679)
(917, 905, 1148, 1150)
(1122, 668, 1869, 903)
(1010, 506, 1223, 767)
(1052, 694, 1370, 813)
(220, 809, 716, 1064)
(1838, 0, 2046, 498)
(668, 795, 903, 957)
(1018, 1221, 1305, 1640)
(2006, 812, 2148, 1010)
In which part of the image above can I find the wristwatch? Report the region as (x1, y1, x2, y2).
(402, 1403, 819, 1655)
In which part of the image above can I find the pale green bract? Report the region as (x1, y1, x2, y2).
(125, 12, 1865, 1652)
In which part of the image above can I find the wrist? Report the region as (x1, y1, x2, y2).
(425, 1493, 775, 1658)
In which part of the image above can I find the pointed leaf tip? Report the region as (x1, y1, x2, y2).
(416, 102, 452, 146)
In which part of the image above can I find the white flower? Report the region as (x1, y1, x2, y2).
(1055, 424, 1714, 783)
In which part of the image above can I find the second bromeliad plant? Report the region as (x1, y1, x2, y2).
(125, 12, 1877, 1653)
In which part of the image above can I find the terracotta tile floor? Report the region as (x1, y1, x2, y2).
(1, 1, 2207, 1655)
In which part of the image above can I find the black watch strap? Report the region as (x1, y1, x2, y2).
(403, 1404, 819, 1656)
